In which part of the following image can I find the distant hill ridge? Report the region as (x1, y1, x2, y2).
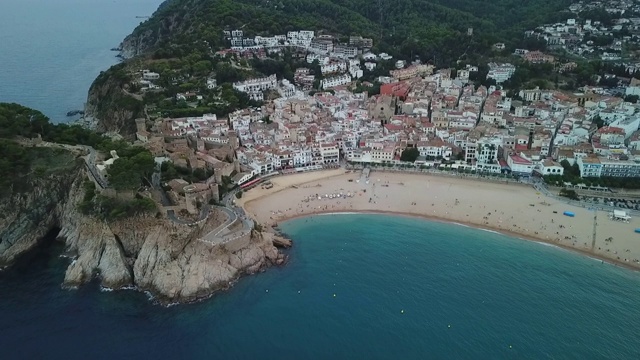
(120, 0, 573, 63)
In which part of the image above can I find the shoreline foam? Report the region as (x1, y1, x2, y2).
(273, 209, 640, 272)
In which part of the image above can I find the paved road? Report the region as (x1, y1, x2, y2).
(166, 205, 211, 225)
(532, 179, 640, 216)
(83, 146, 109, 188)
(201, 206, 237, 244)
(199, 188, 254, 246)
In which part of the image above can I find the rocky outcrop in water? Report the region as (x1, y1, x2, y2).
(0, 155, 286, 303)
(133, 228, 281, 301)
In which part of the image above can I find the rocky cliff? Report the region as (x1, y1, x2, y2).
(0, 159, 286, 303)
(84, 64, 143, 137)
(118, 0, 195, 59)
(0, 164, 81, 267)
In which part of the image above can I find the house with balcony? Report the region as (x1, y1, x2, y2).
(537, 159, 565, 176)
(507, 153, 534, 175)
(577, 156, 603, 177)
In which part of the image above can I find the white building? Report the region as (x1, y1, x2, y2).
(287, 30, 315, 47)
(321, 74, 351, 89)
(520, 88, 543, 102)
(319, 143, 340, 164)
(142, 70, 160, 81)
(349, 66, 363, 79)
(487, 63, 516, 83)
(475, 141, 500, 164)
(625, 85, 640, 96)
(538, 159, 564, 176)
(609, 117, 640, 139)
(457, 69, 470, 82)
(293, 147, 313, 167)
(278, 79, 296, 98)
(362, 53, 377, 61)
(206, 78, 217, 90)
(233, 74, 277, 93)
(332, 44, 358, 59)
(416, 141, 453, 160)
(321, 61, 347, 74)
(507, 154, 533, 175)
(577, 157, 602, 177)
(233, 75, 277, 101)
(249, 159, 274, 175)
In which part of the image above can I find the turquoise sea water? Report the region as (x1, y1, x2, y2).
(2, 214, 640, 359)
(0, 0, 161, 123)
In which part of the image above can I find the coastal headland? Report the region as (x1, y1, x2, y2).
(240, 169, 640, 270)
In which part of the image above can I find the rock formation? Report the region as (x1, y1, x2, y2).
(85, 66, 143, 137)
(0, 161, 287, 304)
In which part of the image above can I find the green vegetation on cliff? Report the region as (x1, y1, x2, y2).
(88, 63, 144, 135)
(0, 104, 87, 194)
(0, 140, 79, 195)
(107, 146, 155, 191)
(80, 180, 156, 220)
(90, 0, 575, 131)
(128, 0, 572, 64)
(0, 103, 103, 146)
(0, 103, 156, 219)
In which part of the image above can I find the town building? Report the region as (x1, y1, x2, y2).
(487, 63, 516, 83)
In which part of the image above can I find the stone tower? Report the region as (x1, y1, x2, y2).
(228, 130, 239, 149)
(233, 156, 240, 173)
(134, 118, 146, 133)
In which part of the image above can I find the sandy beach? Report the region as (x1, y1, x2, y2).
(238, 169, 640, 270)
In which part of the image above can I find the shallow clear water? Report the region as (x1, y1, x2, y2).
(2, 214, 640, 359)
(0, 0, 161, 123)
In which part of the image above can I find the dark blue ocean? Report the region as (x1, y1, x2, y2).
(2, 214, 640, 359)
(0, 0, 161, 123)
(2, 1, 640, 358)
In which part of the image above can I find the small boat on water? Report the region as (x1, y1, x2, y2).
(635, 229, 640, 234)
(563, 211, 575, 217)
